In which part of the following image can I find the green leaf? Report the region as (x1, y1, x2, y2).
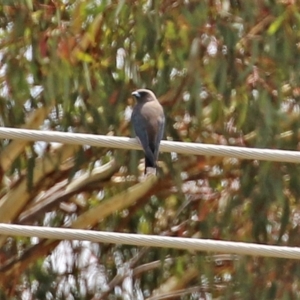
(268, 13, 286, 35)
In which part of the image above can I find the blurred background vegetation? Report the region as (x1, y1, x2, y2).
(1, 0, 300, 299)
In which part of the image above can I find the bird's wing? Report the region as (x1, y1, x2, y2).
(154, 115, 165, 159)
(132, 110, 156, 164)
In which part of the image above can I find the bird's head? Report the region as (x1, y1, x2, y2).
(131, 89, 157, 103)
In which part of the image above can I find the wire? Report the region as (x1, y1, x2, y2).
(0, 127, 299, 163)
(0, 223, 299, 260)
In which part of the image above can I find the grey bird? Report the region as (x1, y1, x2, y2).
(131, 89, 165, 174)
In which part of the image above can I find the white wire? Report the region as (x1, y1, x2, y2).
(0, 127, 299, 163)
(0, 129, 298, 259)
(0, 223, 299, 260)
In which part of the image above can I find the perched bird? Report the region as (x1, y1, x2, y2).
(131, 89, 165, 174)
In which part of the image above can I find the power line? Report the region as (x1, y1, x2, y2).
(0, 127, 299, 260)
(0, 127, 299, 163)
(0, 223, 298, 259)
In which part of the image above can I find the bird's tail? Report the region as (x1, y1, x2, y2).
(145, 155, 156, 174)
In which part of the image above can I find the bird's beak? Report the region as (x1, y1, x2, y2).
(131, 91, 140, 99)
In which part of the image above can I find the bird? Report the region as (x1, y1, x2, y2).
(131, 89, 165, 174)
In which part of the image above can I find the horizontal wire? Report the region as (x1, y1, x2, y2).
(0, 128, 298, 258)
(0, 127, 299, 163)
(0, 223, 299, 259)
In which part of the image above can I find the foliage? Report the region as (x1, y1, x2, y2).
(1, 0, 300, 299)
